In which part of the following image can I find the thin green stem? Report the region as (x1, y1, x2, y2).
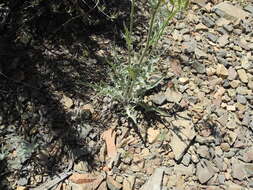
(128, 0, 135, 66)
(152, 5, 177, 47)
(137, 0, 163, 66)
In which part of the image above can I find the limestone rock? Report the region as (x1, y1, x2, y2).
(237, 69, 248, 83)
(165, 88, 182, 103)
(196, 160, 215, 184)
(213, 2, 250, 21)
(216, 64, 228, 77)
(231, 158, 247, 180)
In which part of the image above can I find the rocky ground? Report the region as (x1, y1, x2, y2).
(1, 0, 253, 190)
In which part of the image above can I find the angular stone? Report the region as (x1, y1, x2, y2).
(107, 176, 122, 190)
(228, 67, 237, 80)
(236, 86, 249, 95)
(206, 33, 218, 42)
(140, 168, 164, 190)
(195, 23, 208, 31)
(213, 2, 250, 21)
(170, 131, 188, 161)
(171, 120, 196, 141)
(213, 156, 224, 171)
(216, 17, 230, 27)
(150, 94, 166, 105)
(231, 158, 247, 180)
(202, 16, 215, 27)
(178, 77, 189, 84)
(248, 80, 253, 90)
(181, 153, 191, 166)
(192, 61, 206, 74)
(244, 5, 253, 14)
(217, 34, 229, 47)
(226, 131, 237, 145)
(244, 164, 253, 177)
(237, 69, 248, 83)
(147, 128, 160, 144)
(196, 160, 215, 184)
(123, 176, 136, 190)
(226, 119, 237, 130)
(230, 80, 240, 88)
(174, 164, 195, 176)
(61, 95, 74, 109)
(165, 89, 182, 103)
(220, 143, 230, 152)
(236, 95, 247, 104)
(216, 64, 228, 77)
(227, 105, 236, 111)
(223, 24, 233, 32)
(195, 48, 208, 59)
(243, 147, 253, 163)
(197, 146, 211, 159)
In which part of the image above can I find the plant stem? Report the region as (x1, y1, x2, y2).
(128, 0, 135, 66)
(137, 0, 163, 66)
(152, 5, 177, 47)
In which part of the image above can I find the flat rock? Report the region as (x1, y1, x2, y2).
(169, 131, 188, 161)
(228, 67, 237, 81)
(150, 94, 167, 105)
(140, 168, 164, 190)
(236, 95, 247, 105)
(195, 48, 208, 59)
(123, 176, 136, 190)
(226, 182, 245, 190)
(216, 17, 230, 27)
(213, 2, 250, 21)
(231, 158, 247, 180)
(165, 88, 182, 103)
(237, 69, 248, 83)
(147, 128, 160, 144)
(243, 147, 253, 163)
(174, 164, 195, 177)
(107, 176, 122, 190)
(192, 61, 206, 74)
(244, 164, 253, 177)
(217, 34, 229, 47)
(196, 160, 215, 184)
(171, 120, 196, 141)
(61, 95, 74, 109)
(181, 153, 191, 166)
(236, 86, 249, 95)
(197, 145, 211, 159)
(206, 32, 218, 42)
(216, 64, 228, 77)
(244, 4, 253, 14)
(202, 16, 215, 28)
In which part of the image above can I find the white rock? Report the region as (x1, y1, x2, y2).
(170, 131, 188, 161)
(165, 89, 182, 103)
(196, 160, 215, 184)
(214, 2, 250, 21)
(123, 176, 136, 190)
(216, 64, 228, 77)
(140, 168, 164, 190)
(231, 158, 247, 180)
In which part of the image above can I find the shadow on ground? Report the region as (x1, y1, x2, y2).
(0, 0, 130, 189)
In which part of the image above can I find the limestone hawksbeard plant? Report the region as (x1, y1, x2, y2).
(93, 0, 189, 124)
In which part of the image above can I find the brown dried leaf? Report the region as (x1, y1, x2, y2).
(101, 128, 117, 158)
